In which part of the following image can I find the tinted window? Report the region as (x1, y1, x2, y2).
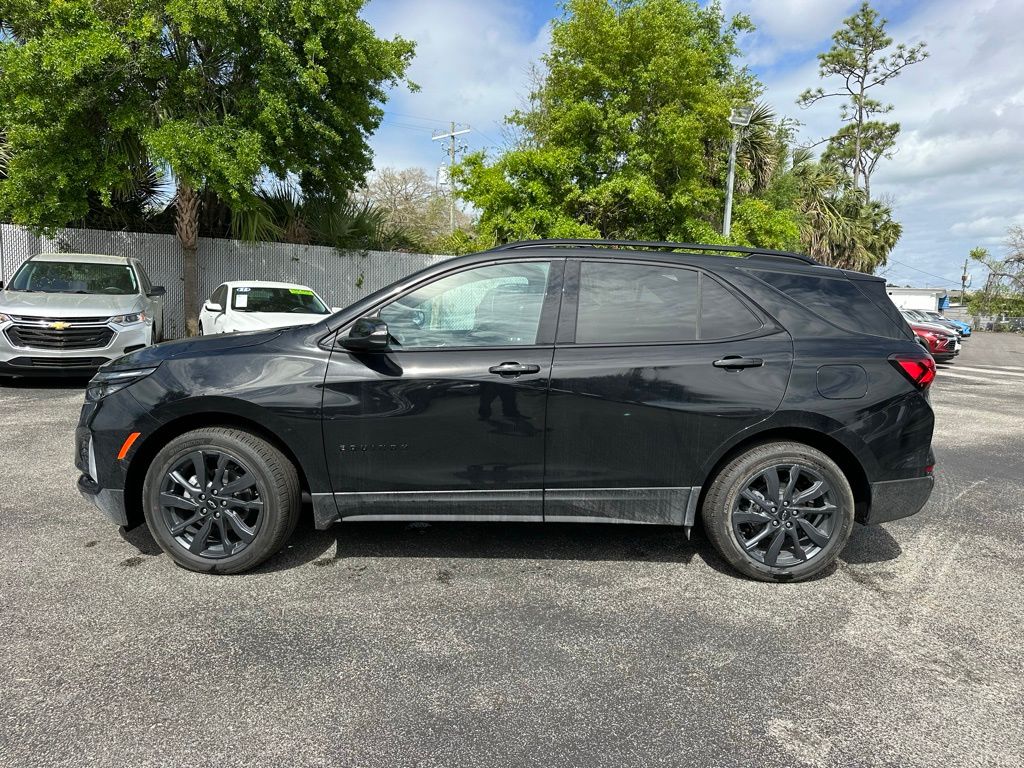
(9, 261, 138, 295)
(379, 262, 551, 348)
(755, 271, 907, 338)
(700, 276, 761, 339)
(576, 262, 698, 343)
(134, 263, 152, 293)
(231, 286, 329, 314)
(212, 284, 228, 307)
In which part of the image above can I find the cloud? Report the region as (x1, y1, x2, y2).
(747, 0, 1024, 286)
(360, 0, 1024, 288)
(362, 0, 550, 175)
(724, 0, 859, 66)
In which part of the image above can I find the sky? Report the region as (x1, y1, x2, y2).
(362, 0, 1024, 289)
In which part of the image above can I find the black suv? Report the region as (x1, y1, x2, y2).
(76, 240, 936, 581)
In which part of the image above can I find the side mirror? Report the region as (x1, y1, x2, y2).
(340, 317, 389, 351)
(204, 301, 224, 313)
(148, 286, 166, 298)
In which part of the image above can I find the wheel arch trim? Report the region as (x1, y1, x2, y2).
(122, 399, 315, 529)
(697, 419, 874, 524)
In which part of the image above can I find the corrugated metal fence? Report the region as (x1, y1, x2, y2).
(0, 224, 451, 339)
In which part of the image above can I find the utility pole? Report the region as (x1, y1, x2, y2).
(432, 121, 471, 233)
(960, 257, 969, 308)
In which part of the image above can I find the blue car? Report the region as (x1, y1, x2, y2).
(921, 310, 971, 337)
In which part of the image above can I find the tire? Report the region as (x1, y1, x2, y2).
(702, 441, 855, 583)
(142, 427, 301, 574)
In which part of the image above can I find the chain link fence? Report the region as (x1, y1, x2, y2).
(0, 224, 451, 339)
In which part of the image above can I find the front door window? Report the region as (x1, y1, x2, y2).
(379, 262, 552, 348)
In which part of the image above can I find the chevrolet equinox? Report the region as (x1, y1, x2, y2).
(76, 240, 936, 581)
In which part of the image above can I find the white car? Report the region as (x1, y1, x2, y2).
(199, 281, 336, 335)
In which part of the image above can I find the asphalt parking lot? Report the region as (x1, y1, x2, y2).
(1, 334, 1022, 768)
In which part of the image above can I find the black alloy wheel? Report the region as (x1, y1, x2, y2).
(142, 427, 301, 573)
(731, 464, 838, 567)
(702, 441, 855, 582)
(158, 450, 264, 558)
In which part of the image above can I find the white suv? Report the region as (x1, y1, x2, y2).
(0, 253, 165, 377)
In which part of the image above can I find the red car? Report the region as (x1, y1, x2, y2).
(908, 322, 959, 362)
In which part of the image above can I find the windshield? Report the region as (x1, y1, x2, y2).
(231, 286, 329, 314)
(8, 261, 138, 295)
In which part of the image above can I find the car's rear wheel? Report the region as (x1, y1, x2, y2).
(702, 441, 855, 582)
(142, 427, 301, 574)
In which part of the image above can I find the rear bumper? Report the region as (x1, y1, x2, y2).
(78, 473, 129, 526)
(864, 476, 934, 525)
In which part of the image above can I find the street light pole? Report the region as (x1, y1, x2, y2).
(722, 105, 753, 240)
(723, 130, 739, 240)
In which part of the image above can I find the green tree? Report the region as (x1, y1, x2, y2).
(454, 0, 804, 247)
(0, 1, 414, 334)
(798, 2, 927, 202)
(968, 229, 1024, 316)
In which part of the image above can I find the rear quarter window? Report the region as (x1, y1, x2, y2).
(751, 271, 909, 339)
(699, 275, 762, 339)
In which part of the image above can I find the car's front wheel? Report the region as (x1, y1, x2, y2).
(142, 427, 301, 574)
(701, 441, 855, 582)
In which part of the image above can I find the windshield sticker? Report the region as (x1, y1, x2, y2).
(236, 287, 251, 293)
(289, 288, 314, 295)
(235, 293, 249, 308)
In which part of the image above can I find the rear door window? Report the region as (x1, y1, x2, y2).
(700, 276, 762, 339)
(576, 262, 699, 343)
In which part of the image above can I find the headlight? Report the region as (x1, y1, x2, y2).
(0, 313, 11, 324)
(85, 367, 158, 401)
(109, 311, 147, 325)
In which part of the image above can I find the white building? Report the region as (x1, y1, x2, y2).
(885, 287, 949, 312)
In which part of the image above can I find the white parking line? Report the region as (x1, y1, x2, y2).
(961, 363, 1024, 372)
(935, 371, 995, 383)
(943, 365, 1024, 378)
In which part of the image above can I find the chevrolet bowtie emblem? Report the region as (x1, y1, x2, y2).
(50, 321, 71, 330)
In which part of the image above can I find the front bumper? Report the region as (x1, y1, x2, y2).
(0, 319, 152, 375)
(78, 473, 129, 526)
(864, 475, 935, 525)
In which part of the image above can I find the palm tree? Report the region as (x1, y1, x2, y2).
(789, 151, 899, 273)
(736, 102, 786, 195)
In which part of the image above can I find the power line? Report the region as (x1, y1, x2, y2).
(381, 119, 436, 132)
(385, 111, 452, 125)
(473, 128, 502, 148)
(886, 258, 963, 286)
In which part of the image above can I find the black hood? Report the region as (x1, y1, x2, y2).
(103, 329, 284, 371)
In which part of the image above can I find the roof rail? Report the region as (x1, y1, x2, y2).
(488, 238, 820, 266)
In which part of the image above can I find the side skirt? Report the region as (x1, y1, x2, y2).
(313, 487, 702, 530)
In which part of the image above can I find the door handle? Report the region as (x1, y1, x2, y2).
(488, 362, 541, 377)
(713, 356, 764, 369)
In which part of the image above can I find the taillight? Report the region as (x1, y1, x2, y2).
(890, 354, 936, 389)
